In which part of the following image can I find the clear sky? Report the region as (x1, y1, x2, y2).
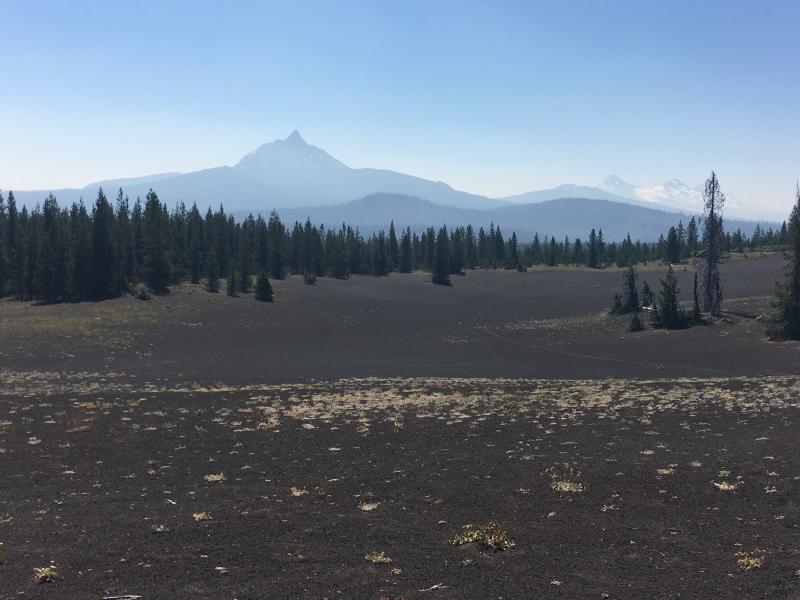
(1, 0, 798, 219)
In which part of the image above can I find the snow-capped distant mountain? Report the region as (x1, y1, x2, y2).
(599, 175, 747, 216)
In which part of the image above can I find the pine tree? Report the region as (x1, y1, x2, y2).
(187, 203, 204, 284)
(611, 265, 639, 314)
(371, 231, 388, 276)
(686, 216, 698, 257)
(653, 265, 687, 329)
(0, 191, 6, 296)
(388, 221, 399, 271)
(227, 269, 238, 296)
(90, 188, 115, 298)
(665, 226, 681, 264)
(587, 229, 599, 268)
(641, 280, 654, 309)
(142, 190, 170, 292)
(67, 201, 92, 301)
(268, 211, 286, 279)
(432, 226, 451, 286)
(255, 271, 274, 302)
(398, 228, 413, 273)
(701, 172, 725, 316)
(114, 189, 134, 292)
(691, 271, 703, 324)
(206, 249, 219, 292)
(5, 191, 19, 296)
(507, 232, 520, 270)
(768, 185, 800, 339)
(36, 194, 67, 302)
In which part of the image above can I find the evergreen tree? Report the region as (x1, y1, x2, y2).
(432, 226, 452, 286)
(587, 229, 599, 268)
(641, 280, 654, 309)
(371, 231, 388, 276)
(653, 265, 687, 329)
(388, 221, 399, 270)
(255, 271, 274, 302)
(268, 211, 286, 279)
(67, 201, 92, 301)
(450, 226, 465, 274)
(398, 228, 413, 273)
(768, 185, 800, 339)
(686, 216, 698, 257)
(5, 191, 19, 296)
(665, 226, 681, 264)
(507, 231, 520, 270)
(227, 269, 238, 296)
(114, 189, 135, 292)
(0, 192, 5, 296)
(206, 249, 219, 292)
(691, 271, 703, 324)
(187, 203, 204, 284)
(35, 194, 66, 302)
(619, 266, 640, 313)
(90, 188, 115, 298)
(701, 171, 725, 316)
(142, 190, 170, 291)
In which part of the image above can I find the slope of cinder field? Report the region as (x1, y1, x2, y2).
(0, 253, 797, 381)
(2, 373, 800, 599)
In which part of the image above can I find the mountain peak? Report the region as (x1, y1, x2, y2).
(285, 129, 306, 145)
(598, 175, 638, 199)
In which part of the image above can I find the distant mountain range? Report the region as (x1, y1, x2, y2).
(7, 131, 771, 241)
(277, 193, 763, 242)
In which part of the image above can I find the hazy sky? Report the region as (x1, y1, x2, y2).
(1, 0, 798, 218)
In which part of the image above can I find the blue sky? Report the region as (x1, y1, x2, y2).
(1, 0, 798, 218)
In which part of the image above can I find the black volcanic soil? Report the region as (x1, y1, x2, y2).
(2, 375, 800, 599)
(1, 253, 800, 599)
(0, 253, 797, 381)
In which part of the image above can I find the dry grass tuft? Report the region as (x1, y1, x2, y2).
(449, 520, 515, 551)
(365, 550, 393, 564)
(713, 476, 743, 491)
(735, 549, 766, 570)
(547, 463, 584, 493)
(34, 564, 58, 583)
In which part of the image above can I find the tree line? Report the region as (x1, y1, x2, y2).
(0, 184, 791, 303)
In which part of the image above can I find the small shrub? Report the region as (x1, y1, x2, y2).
(449, 520, 515, 552)
(255, 272, 274, 302)
(628, 313, 645, 332)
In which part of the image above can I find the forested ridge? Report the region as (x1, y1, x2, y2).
(0, 187, 790, 303)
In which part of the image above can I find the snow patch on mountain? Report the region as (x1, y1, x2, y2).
(599, 175, 748, 216)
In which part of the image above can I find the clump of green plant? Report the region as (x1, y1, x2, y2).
(449, 520, 515, 551)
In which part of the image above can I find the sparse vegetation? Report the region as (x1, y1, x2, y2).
(449, 520, 515, 551)
(364, 551, 393, 564)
